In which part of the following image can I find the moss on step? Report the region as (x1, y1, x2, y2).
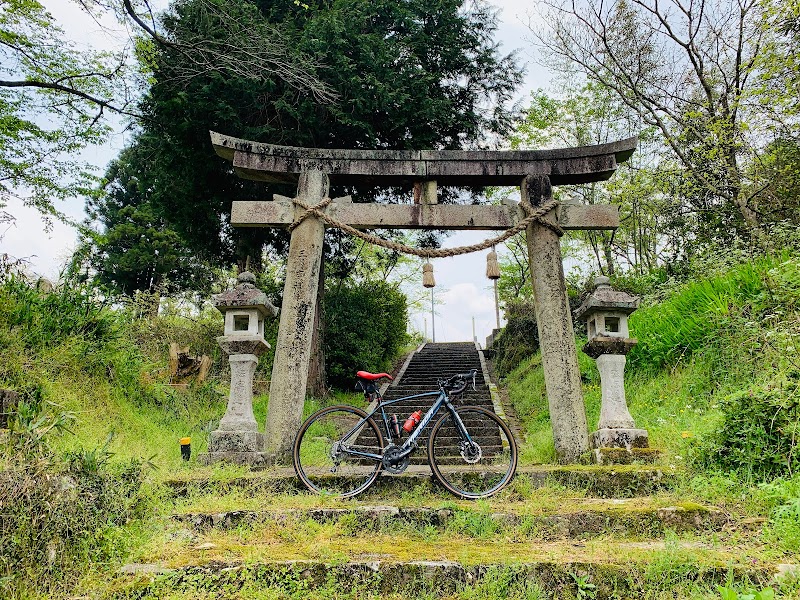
(162, 464, 680, 500)
(170, 499, 729, 540)
(106, 557, 775, 600)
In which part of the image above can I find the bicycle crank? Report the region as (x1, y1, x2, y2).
(381, 444, 410, 474)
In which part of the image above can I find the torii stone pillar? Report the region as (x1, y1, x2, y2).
(265, 171, 329, 459)
(523, 176, 589, 462)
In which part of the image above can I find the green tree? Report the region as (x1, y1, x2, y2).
(533, 0, 777, 245)
(0, 0, 327, 224)
(323, 280, 408, 389)
(83, 144, 215, 296)
(87, 0, 522, 277)
(512, 83, 670, 274)
(0, 0, 125, 220)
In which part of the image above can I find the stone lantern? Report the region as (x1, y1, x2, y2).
(575, 276, 649, 455)
(200, 271, 278, 466)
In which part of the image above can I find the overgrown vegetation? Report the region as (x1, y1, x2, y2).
(324, 281, 409, 389)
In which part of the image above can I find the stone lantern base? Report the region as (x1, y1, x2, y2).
(199, 429, 272, 467)
(591, 427, 649, 450)
(199, 449, 272, 468)
(590, 427, 654, 465)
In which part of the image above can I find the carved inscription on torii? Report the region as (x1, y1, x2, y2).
(211, 132, 638, 463)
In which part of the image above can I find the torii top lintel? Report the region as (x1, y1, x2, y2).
(210, 132, 638, 187)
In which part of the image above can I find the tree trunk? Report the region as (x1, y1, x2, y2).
(306, 260, 327, 398)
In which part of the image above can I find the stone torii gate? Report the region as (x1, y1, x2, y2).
(210, 132, 637, 464)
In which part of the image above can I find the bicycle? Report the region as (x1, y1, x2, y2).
(292, 368, 517, 499)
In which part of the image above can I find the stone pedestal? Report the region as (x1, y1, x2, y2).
(588, 353, 648, 454)
(200, 341, 271, 467)
(591, 427, 649, 450)
(218, 354, 259, 433)
(596, 354, 635, 429)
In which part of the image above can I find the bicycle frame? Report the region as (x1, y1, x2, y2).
(338, 389, 474, 464)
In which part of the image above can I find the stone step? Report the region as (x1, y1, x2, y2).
(115, 551, 773, 599)
(171, 501, 730, 538)
(164, 465, 680, 499)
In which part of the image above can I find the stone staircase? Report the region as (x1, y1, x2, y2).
(95, 345, 792, 598)
(376, 342, 504, 464)
(108, 467, 781, 599)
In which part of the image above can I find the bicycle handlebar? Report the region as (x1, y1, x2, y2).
(438, 368, 477, 395)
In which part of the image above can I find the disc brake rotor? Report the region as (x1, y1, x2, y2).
(460, 441, 482, 464)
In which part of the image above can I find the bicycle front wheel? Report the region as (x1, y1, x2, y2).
(293, 405, 385, 498)
(428, 406, 517, 499)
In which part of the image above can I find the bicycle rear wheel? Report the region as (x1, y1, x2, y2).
(428, 406, 517, 499)
(293, 405, 384, 498)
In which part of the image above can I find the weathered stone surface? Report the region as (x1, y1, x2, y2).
(209, 430, 264, 453)
(593, 447, 661, 465)
(216, 335, 270, 357)
(231, 199, 620, 231)
(775, 564, 800, 581)
(119, 563, 172, 575)
(575, 277, 639, 320)
(198, 451, 272, 467)
(217, 354, 260, 432)
(591, 428, 649, 451)
(122, 558, 768, 598)
(210, 131, 638, 186)
(213, 271, 278, 316)
(523, 176, 589, 463)
(163, 465, 681, 498)
(582, 337, 638, 359)
(265, 171, 329, 463)
(173, 501, 727, 538)
(0, 389, 19, 429)
(595, 354, 636, 429)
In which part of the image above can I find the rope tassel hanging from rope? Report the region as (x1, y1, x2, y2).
(486, 249, 500, 280)
(422, 262, 436, 288)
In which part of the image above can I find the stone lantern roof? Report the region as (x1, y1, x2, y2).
(575, 276, 639, 321)
(212, 272, 278, 317)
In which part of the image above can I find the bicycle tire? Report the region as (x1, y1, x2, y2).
(427, 405, 517, 499)
(293, 404, 384, 498)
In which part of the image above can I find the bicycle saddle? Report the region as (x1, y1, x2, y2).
(356, 371, 393, 381)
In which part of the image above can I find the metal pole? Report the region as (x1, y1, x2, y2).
(472, 317, 477, 343)
(424, 317, 428, 342)
(493, 278, 501, 329)
(430, 288, 436, 343)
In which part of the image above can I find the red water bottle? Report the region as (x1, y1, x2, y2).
(402, 410, 423, 433)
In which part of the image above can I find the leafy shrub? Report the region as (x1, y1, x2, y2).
(1, 400, 150, 598)
(491, 300, 539, 376)
(0, 458, 148, 598)
(698, 375, 800, 479)
(759, 476, 800, 554)
(324, 281, 409, 390)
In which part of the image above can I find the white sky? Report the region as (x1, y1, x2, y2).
(3, 0, 548, 346)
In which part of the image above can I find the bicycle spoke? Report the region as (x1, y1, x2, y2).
(293, 405, 384, 498)
(428, 406, 517, 499)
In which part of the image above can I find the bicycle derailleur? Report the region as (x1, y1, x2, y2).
(381, 444, 410, 474)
